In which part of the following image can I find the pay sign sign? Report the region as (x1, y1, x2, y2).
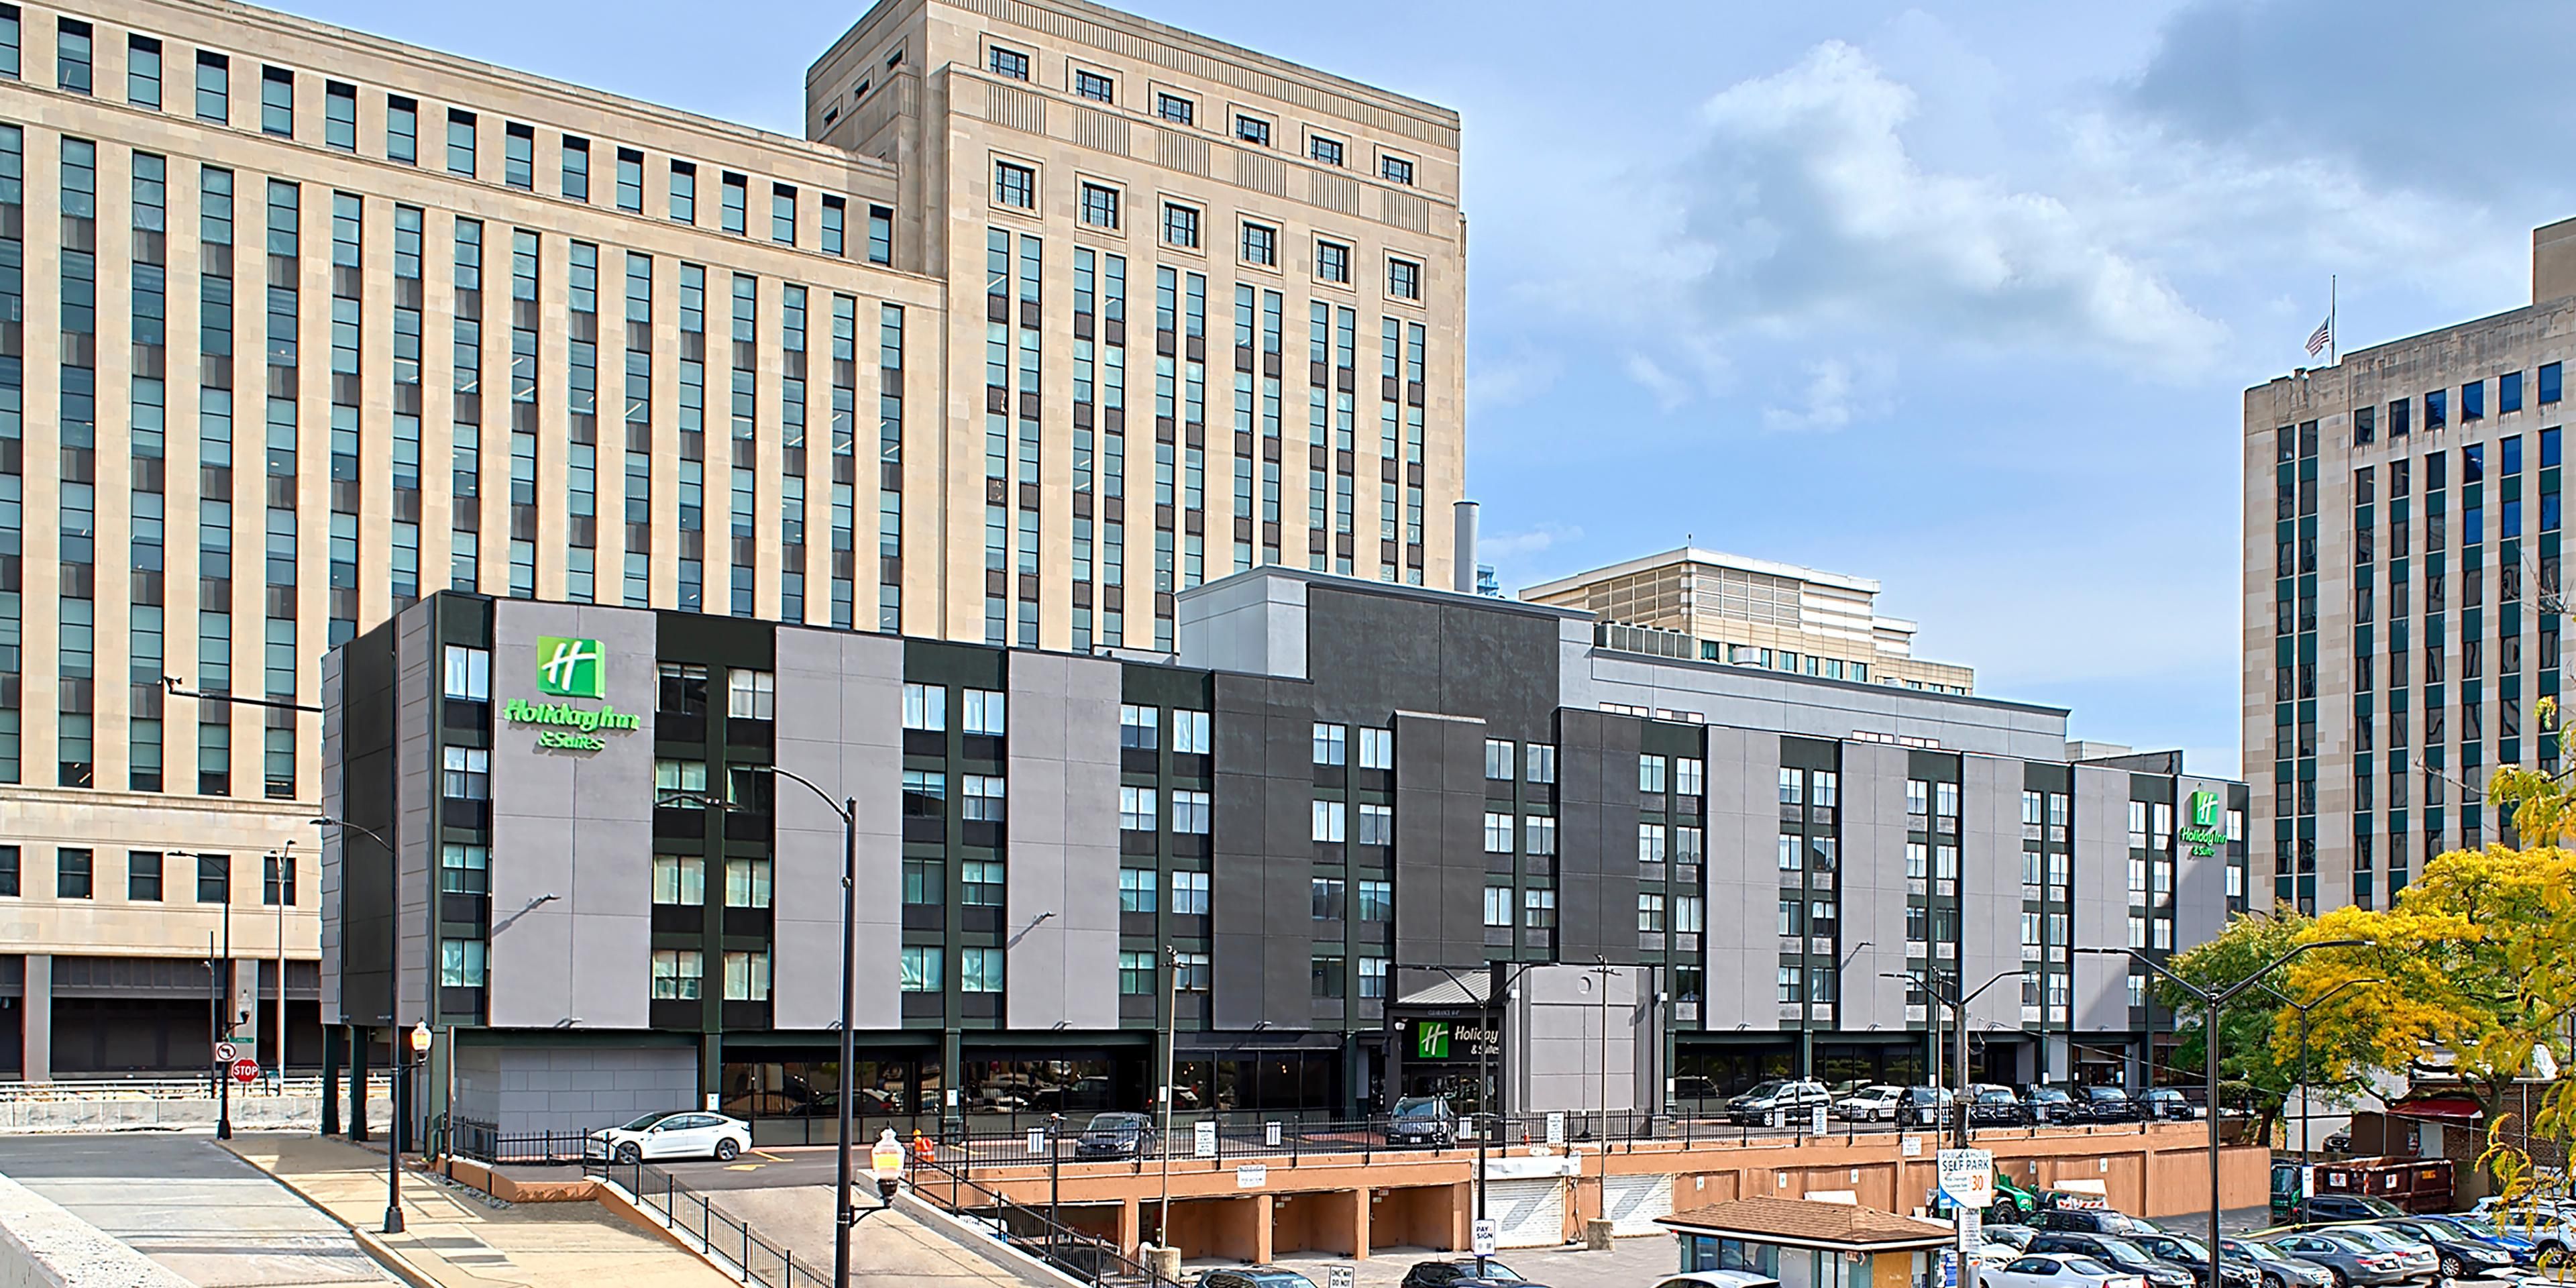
(1936, 1148, 1994, 1210)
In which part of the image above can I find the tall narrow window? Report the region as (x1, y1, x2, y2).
(54, 17, 89, 95)
(561, 136, 589, 201)
(126, 36, 160, 108)
(446, 110, 477, 176)
(386, 95, 417, 164)
(194, 52, 227, 123)
(503, 122, 533, 190)
(259, 66, 292, 136)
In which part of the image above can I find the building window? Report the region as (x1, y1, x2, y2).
(127, 36, 160, 108)
(989, 46, 1029, 80)
(902, 858, 942, 905)
(1672, 825, 1701, 863)
(771, 184, 796, 244)
(442, 746, 490, 800)
(1526, 815, 1557, 855)
(1080, 182, 1120, 229)
(1118, 867, 1157, 913)
(443, 645, 490, 700)
(652, 855, 705, 905)
(902, 682, 947, 731)
(1173, 710, 1212, 753)
(1120, 951, 1155, 995)
(441, 843, 489, 894)
(1638, 822, 1667, 863)
(1171, 870, 1210, 915)
(1241, 221, 1277, 266)
(1172, 789, 1212, 834)
(502, 121, 533, 189)
(1316, 240, 1350, 284)
(724, 857, 772, 909)
(1523, 887, 1556, 928)
(720, 172, 747, 234)
(1674, 896, 1704, 933)
(442, 940, 488, 987)
(963, 688, 1006, 735)
(1483, 812, 1513, 853)
(961, 947, 1004, 993)
(1310, 952, 1346, 999)
(1163, 203, 1200, 249)
(1388, 257, 1421, 301)
(321, 79, 356, 152)
(2544, 362, 2563, 405)
(901, 770, 945, 818)
(727, 669, 775, 720)
(1310, 136, 1344, 167)
(0, 850, 17, 898)
(867, 204, 894, 264)
(258, 65, 292, 136)
(1485, 885, 1513, 927)
(1175, 952, 1211, 991)
(961, 859, 1005, 906)
(563, 136, 590, 200)
(1356, 879, 1392, 922)
(722, 949, 771, 1001)
(1638, 892, 1666, 932)
(1357, 956, 1387, 999)
(1357, 803, 1394, 846)
(195, 852, 229, 904)
(1234, 115, 1271, 147)
(1073, 68, 1114, 102)
(1639, 754, 1668, 793)
(616, 147, 643, 211)
(669, 161, 696, 223)
(1120, 786, 1157, 832)
(1313, 722, 1347, 765)
(1120, 704, 1159, 749)
(900, 946, 942, 992)
(1676, 757, 1705, 795)
(384, 93, 416, 163)
(1311, 876, 1345, 920)
(56, 849, 91, 900)
(1156, 93, 1193, 125)
(654, 758, 708, 802)
(1383, 155, 1415, 185)
(963, 774, 1007, 822)
(127, 851, 163, 902)
(195, 52, 227, 123)
(994, 160, 1036, 209)
(54, 18, 89, 95)
(1358, 727, 1393, 769)
(264, 852, 297, 906)
(1313, 800, 1347, 843)
(652, 949, 704, 999)
(446, 109, 476, 177)
(1526, 745, 1556, 784)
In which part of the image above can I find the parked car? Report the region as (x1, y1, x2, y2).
(2371, 1218, 2522, 1279)
(1067, 1111, 1157, 1160)
(2024, 1234, 2196, 1288)
(2436, 1211, 2557, 1265)
(2125, 1230, 2262, 1288)
(2258, 1230, 2430, 1287)
(2294, 1195, 2408, 1224)
(1199, 1269, 1321, 1288)
(1972, 1087, 2029, 1126)
(2023, 1085, 2078, 1124)
(1986, 1254, 2153, 1288)
(2315, 1227, 2437, 1280)
(1726, 1079, 1832, 1125)
(1650, 1273, 1784, 1288)
(1672, 1077, 1723, 1106)
(1386, 1095, 1459, 1147)
(2137, 1089, 2200, 1122)
(1988, 1226, 2043, 1251)
(1895, 1085, 1957, 1129)
(584, 1110, 752, 1164)
(2039, 1210, 2155, 1238)
(1836, 1085, 1905, 1122)
(2077, 1086, 2139, 1122)
(1401, 1259, 1526, 1288)
(2219, 1238, 2337, 1288)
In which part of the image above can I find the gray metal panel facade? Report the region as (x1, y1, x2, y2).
(1962, 755, 2026, 1032)
(396, 604, 437, 1029)
(771, 626, 905, 1031)
(1701, 724, 1775, 1030)
(1553, 708, 1640, 967)
(1569, 651, 2072, 762)
(1004, 651, 1122, 1031)
(2072, 766, 2131, 1031)
(1212, 674, 1318, 1030)
(451, 1042, 698, 1134)
(1838, 741, 1913, 1032)
(1390, 712, 1489, 972)
(1506, 963, 1643, 1114)
(319, 647, 345, 1027)
(486, 604, 659, 1030)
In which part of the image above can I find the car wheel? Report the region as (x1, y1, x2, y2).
(2437, 1255, 2461, 1281)
(2541, 1246, 2571, 1272)
(2326, 1269, 2348, 1288)
(714, 1138, 741, 1162)
(614, 1142, 642, 1165)
(2264, 1275, 2285, 1288)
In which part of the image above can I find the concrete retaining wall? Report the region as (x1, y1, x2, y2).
(0, 1171, 195, 1288)
(0, 1094, 392, 1132)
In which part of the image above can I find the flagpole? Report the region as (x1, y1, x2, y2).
(2329, 274, 2337, 366)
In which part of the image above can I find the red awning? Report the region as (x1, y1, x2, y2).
(2389, 1096, 2485, 1123)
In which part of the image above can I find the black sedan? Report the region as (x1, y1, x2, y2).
(1071, 1112, 1157, 1159)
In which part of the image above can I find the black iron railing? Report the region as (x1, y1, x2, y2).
(586, 1155, 833, 1288)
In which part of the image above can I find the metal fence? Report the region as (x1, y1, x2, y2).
(0, 1075, 392, 1102)
(586, 1155, 833, 1288)
(443, 1116, 593, 1166)
(910, 1152, 1183, 1288)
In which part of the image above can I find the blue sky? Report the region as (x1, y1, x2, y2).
(280, 0, 2576, 775)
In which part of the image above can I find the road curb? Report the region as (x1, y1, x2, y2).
(213, 1137, 451, 1288)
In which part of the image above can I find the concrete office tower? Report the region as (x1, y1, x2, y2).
(2243, 218, 2576, 915)
(319, 568, 2245, 1138)
(1525, 547, 1976, 694)
(0, 0, 1464, 1075)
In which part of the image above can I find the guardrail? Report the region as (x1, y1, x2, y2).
(586, 1155, 831, 1288)
(443, 1117, 592, 1167)
(911, 1151, 1182, 1288)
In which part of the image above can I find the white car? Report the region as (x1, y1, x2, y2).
(1984, 1254, 2149, 1288)
(1652, 1273, 1784, 1288)
(1835, 1085, 1904, 1122)
(585, 1110, 753, 1163)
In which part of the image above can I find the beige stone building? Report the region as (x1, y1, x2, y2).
(2242, 218, 2576, 916)
(0, 0, 1463, 1074)
(1523, 547, 1974, 694)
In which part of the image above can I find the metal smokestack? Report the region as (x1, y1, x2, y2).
(1452, 500, 1480, 594)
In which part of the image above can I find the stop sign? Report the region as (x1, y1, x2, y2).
(230, 1059, 259, 1084)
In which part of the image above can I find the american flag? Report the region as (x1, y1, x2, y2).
(2306, 316, 2332, 357)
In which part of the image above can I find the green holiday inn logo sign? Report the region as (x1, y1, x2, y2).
(2180, 790, 2228, 857)
(504, 637, 639, 751)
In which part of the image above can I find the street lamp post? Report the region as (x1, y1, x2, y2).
(176, 850, 244, 1140)
(1157, 945, 1180, 1261)
(1399, 959, 1532, 1276)
(311, 816, 404, 1235)
(667, 765, 860, 1288)
(2251, 977, 2383, 1157)
(1884, 967, 2021, 1150)
(2079, 938, 2365, 1288)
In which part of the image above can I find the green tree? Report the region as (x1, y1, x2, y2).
(2153, 911, 2375, 1146)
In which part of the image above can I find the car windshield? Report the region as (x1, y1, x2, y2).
(2339, 1230, 2414, 1252)
(1246, 1275, 1317, 1288)
(617, 1111, 680, 1131)
(2226, 1242, 2282, 1263)
(2354, 1198, 2404, 1216)
(1741, 1081, 1785, 1098)
(2062, 1259, 2115, 1277)
(2159, 1236, 2210, 1260)
(1393, 1098, 1446, 1118)
(1085, 1114, 1136, 1130)
(1458, 1265, 1520, 1282)
(1980, 1091, 2015, 1103)
(2089, 1238, 2155, 1269)
(2087, 1089, 2124, 1100)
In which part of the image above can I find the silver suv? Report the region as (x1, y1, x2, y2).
(1727, 1079, 1831, 1125)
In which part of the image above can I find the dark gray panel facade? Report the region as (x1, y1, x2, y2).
(1303, 586, 1561, 739)
(1554, 708, 1641, 966)
(1212, 674, 1319, 1030)
(1390, 712, 1489, 973)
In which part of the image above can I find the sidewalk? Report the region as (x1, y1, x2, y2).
(223, 1133, 741, 1288)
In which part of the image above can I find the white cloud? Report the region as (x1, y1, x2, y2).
(1623, 353, 1693, 410)
(1468, 344, 1564, 411)
(1479, 522, 1583, 562)
(1760, 358, 1879, 433)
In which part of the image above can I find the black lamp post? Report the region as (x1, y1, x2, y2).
(2249, 976, 2382, 1159)
(312, 814, 405, 1235)
(2079, 937, 2365, 1288)
(1884, 967, 2021, 1150)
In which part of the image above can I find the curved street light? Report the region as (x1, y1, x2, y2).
(312, 814, 405, 1236)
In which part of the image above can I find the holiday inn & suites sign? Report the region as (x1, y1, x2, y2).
(506, 637, 639, 751)
(2180, 790, 2227, 857)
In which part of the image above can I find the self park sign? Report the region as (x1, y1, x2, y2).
(507, 637, 639, 751)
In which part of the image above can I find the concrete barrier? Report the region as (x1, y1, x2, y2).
(0, 1172, 195, 1288)
(0, 1095, 391, 1133)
